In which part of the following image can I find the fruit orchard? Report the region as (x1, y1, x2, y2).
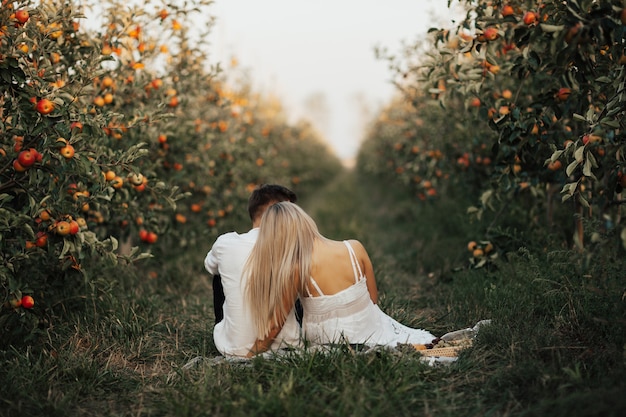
(2, 0, 624, 349)
(0, 0, 341, 345)
(360, 0, 625, 263)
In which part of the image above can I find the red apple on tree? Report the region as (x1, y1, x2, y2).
(69, 220, 80, 235)
(15, 9, 29, 24)
(70, 121, 83, 132)
(502, 4, 515, 17)
(555, 87, 571, 101)
(31, 148, 43, 162)
(60, 144, 75, 159)
(76, 217, 87, 230)
(618, 172, 626, 188)
(35, 232, 48, 247)
(111, 176, 124, 189)
(469, 97, 481, 107)
(21, 295, 34, 309)
(139, 229, 158, 243)
(523, 11, 537, 25)
(146, 232, 158, 244)
(483, 27, 499, 41)
(13, 160, 27, 172)
(36, 99, 55, 115)
(582, 134, 602, 145)
(18, 149, 37, 167)
(55, 221, 71, 236)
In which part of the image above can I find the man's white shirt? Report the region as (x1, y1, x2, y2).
(204, 228, 301, 357)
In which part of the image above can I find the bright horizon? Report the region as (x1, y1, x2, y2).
(210, 0, 463, 163)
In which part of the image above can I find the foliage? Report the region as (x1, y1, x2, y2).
(0, 0, 342, 346)
(371, 0, 626, 252)
(1, 172, 624, 417)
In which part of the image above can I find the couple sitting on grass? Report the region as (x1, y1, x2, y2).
(204, 184, 462, 359)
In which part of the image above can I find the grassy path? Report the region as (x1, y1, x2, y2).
(3, 168, 625, 417)
(303, 169, 443, 331)
(304, 168, 434, 292)
(303, 169, 485, 334)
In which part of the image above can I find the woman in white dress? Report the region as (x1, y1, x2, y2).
(243, 201, 436, 357)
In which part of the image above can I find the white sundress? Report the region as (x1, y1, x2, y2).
(301, 241, 435, 347)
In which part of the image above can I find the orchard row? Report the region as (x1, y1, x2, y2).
(358, 0, 625, 266)
(0, 0, 341, 343)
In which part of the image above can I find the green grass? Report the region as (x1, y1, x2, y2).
(1, 169, 625, 416)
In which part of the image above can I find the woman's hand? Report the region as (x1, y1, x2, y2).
(246, 324, 283, 357)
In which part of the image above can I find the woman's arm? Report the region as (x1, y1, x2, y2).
(247, 274, 301, 358)
(246, 324, 283, 358)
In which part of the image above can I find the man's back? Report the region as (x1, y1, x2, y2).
(205, 229, 301, 357)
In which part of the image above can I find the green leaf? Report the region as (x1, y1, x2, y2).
(0, 194, 14, 203)
(83, 231, 99, 246)
(565, 2, 586, 21)
(480, 189, 493, 208)
(582, 157, 593, 177)
(132, 252, 153, 262)
(23, 223, 35, 240)
(549, 150, 564, 163)
(109, 236, 119, 251)
(600, 118, 620, 128)
(60, 239, 73, 258)
(574, 145, 585, 163)
(566, 160, 579, 177)
(587, 151, 598, 168)
(595, 76, 612, 83)
(540, 24, 564, 32)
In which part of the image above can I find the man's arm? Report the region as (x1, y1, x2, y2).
(204, 249, 219, 275)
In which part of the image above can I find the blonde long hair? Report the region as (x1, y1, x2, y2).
(244, 202, 321, 338)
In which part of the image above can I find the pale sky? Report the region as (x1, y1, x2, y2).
(210, 1, 462, 163)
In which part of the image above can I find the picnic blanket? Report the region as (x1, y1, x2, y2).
(181, 341, 468, 370)
(181, 320, 491, 370)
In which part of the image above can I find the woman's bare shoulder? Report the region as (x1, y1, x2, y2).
(345, 239, 368, 255)
(345, 238, 364, 248)
(317, 238, 361, 255)
(318, 238, 368, 257)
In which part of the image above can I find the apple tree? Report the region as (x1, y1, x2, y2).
(376, 0, 625, 251)
(0, 0, 199, 344)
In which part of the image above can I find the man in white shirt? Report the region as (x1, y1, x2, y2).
(204, 184, 302, 357)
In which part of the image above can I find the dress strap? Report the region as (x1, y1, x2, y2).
(307, 276, 325, 296)
(343, 241, 363, 283)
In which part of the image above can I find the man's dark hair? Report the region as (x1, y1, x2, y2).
(248, 184, 297, 222)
